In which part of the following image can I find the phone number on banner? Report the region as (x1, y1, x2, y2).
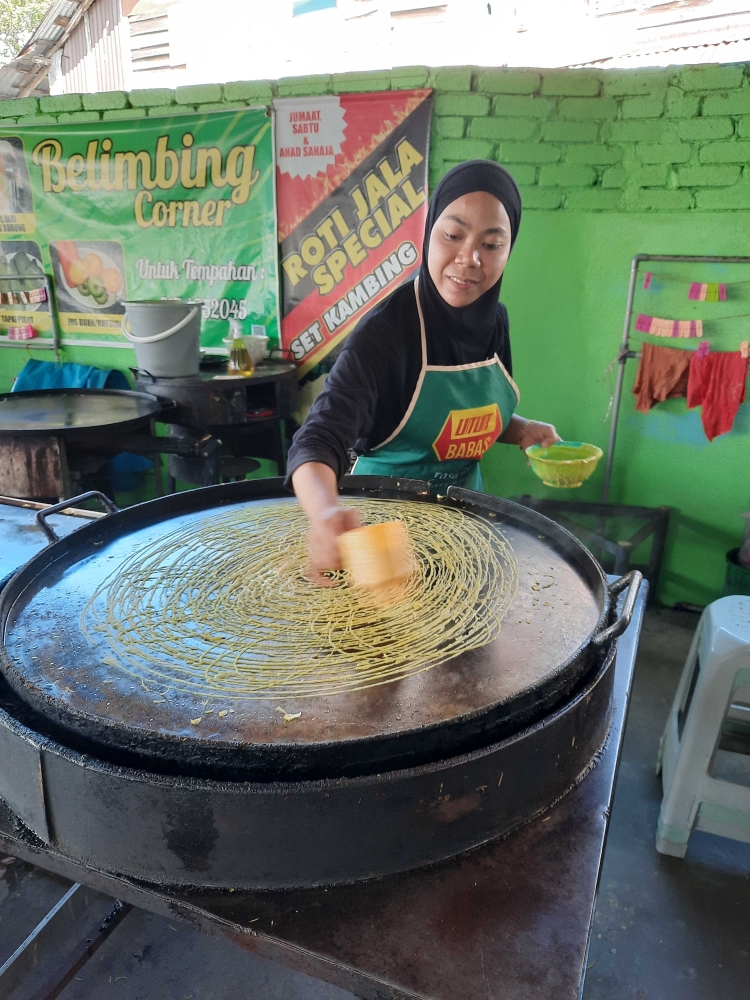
(201, 298, 248, 321)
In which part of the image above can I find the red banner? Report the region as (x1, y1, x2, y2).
(275, 90, 432, 375)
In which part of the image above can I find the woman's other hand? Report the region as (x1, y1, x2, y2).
(499, 415, 562, 451)
(307, 505, 361, 585)
(516, 419, 562, 451)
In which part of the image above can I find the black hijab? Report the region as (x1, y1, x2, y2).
(418, 160, 521, 362)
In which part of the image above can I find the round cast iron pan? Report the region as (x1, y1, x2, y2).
(0, 634, 618, 889)
(0, 477, 637, 781)
(0, 388, 163, 441)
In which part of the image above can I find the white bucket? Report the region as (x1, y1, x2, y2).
(122, 299, 202, 378)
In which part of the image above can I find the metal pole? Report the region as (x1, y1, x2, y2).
(602, 254, 644, 504)
(46, 274, 61, 360)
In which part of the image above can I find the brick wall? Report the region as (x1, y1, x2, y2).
(2, 63, 750, 211)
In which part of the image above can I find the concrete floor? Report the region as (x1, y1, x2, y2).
(2, 607, 749, 999)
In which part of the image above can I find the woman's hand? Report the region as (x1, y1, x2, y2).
(307, 505, 361, 586)
(499, 415, 562, 451)
(292, 462, 362, 586)
(516, 419, 561, 452)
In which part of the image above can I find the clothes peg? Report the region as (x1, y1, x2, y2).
(696, 340, 711, 358)
(740, 341, 749, 360)
(643, 272, 652, 290)
(688, 282, 727, 302)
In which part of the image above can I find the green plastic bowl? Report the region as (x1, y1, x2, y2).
(525, 441, 603, 489)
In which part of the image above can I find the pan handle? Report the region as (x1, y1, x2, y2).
(36, 491, 119, 544)
(592, 570, 643, 647)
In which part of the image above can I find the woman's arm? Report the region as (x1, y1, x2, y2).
(286, 306, 411, 487)
(499, 414, 561, 450)
(288, 295, 416, 581)
(292, 462, 361, 584)
(287, 336, 382, 582)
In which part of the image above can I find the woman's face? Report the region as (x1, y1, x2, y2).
(427, 191, 512, 308)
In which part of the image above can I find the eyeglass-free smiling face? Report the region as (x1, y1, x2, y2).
(427, 190, 513, 308)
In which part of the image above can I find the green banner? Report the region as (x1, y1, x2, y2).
(0, 109, 278, 350)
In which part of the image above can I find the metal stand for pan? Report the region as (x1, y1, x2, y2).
(515, 495, 669, 601)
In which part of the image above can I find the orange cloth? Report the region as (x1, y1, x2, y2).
(687, 351, 748, 441)
(633, 343, 692, 414)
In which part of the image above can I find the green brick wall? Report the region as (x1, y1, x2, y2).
(423, 62, 750, 211)
(2, 61, 750, 211)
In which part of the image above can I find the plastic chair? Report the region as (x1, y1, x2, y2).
(656, 595, 750, 857)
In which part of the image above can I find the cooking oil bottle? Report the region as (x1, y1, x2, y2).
(226, 318, 254, 376)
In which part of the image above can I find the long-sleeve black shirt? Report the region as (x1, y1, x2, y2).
(286, 279, 512, 483)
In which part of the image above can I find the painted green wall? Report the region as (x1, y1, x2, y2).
(483, 212, 750, 608)
(1, 62, 749, 605)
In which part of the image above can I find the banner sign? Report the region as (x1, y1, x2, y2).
(275, 90, 432, 375)
(0, 109, 278, 349)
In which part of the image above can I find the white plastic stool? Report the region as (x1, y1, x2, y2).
(656, 595, 750, 857)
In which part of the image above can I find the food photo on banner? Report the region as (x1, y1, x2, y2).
(0, 240, 52, 336)
(274, 88, 432, 413)
(0, 108, 279, 349)
(0, 136, 35, 234)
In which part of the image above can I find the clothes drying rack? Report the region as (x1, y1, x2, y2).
(602, 253, 750, 503)
(517, 253, 750, 599)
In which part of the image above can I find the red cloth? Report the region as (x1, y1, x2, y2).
(687, 351, 748, 441)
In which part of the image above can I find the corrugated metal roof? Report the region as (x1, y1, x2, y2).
(577, 3, 750, 67)
(3, 0, 750, 98)
(0, 0, 94, 100)
(582, 35, 750, 67)
(62, 0, 126, 93)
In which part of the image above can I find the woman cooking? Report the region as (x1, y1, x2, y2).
(288, 160, 561, 580)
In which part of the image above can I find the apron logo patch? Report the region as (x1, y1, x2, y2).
(432, 404, 503, 462)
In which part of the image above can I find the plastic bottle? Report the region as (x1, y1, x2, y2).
(226, 318, 254, 377)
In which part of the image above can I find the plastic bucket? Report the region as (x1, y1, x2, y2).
(122, 299, 202, 378)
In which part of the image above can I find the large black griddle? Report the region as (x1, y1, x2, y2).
(0, 478, 636, 781)
(0, 388, 162, 440)
(0, 478, 641, 888)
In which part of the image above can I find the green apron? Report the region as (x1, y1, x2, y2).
(354, 278, 519, 493)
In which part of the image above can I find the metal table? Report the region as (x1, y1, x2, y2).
(134, 361, 297, 486)
(0, 498, 646, 1000)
